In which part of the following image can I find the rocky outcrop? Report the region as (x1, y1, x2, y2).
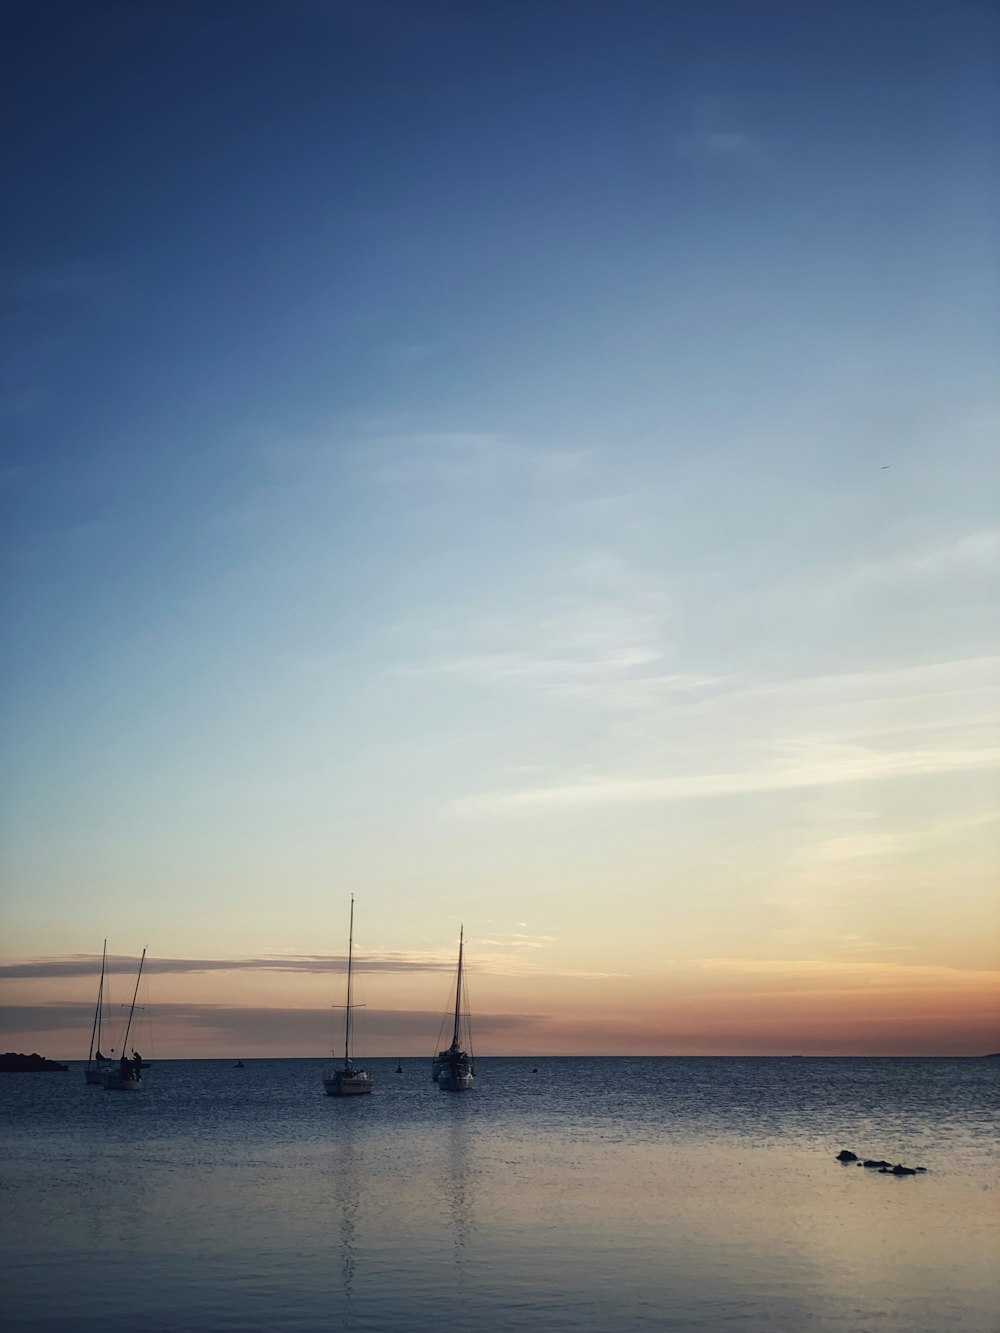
(0, 1051, 69, 1072)
(835, 1150, 927, 1174)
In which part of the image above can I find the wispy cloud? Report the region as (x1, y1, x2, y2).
(383, 341, 433, 366)
(360, 431, 503, 486)
(459, 951, 623, 980)
(478, 932, 554, 951)
(356, 430, 597, 493)
(676, 130, 760, 162)
(803, 810, 1000, 866)
(453, 740, 1000, 814)
(406, 651, 710, 699)
(731, 654, 1000, 709)
(0, 947, 618, 983)
(673, 95, 765, 164)
(0, 952, 455, 981)
(398, 549, 686, 707)
(847, 529, 1000, 594)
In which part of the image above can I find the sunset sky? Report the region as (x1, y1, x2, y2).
(2, 0, 998, 1060)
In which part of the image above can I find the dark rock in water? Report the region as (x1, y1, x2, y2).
(0, 1051, 69, 1072)
(832, 1150, 929, 1176)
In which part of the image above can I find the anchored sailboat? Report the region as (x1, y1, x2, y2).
(434, 926, 475, 1092)
(101, 948, 146, 1091)
(322, 897, 375, 1097)
(84, 939, 111, 1085)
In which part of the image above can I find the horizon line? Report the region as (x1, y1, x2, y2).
(25, 1051, 999, 1063)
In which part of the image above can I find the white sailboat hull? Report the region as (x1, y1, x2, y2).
(437, 1069, 474, 1091)
(323, 1068, 374, 1097)
(101, 1070, 142, 1091)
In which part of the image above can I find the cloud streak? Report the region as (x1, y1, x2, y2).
(0, 949, 616, 983)
(453, 742, 1000, 814)
(0, 952, 455, 981)
(356, 431, 598, 494)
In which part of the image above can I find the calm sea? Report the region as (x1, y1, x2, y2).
(1, 1057, 996, 1332)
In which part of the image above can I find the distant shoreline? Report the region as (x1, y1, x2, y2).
(0, 1052, 69, 1072)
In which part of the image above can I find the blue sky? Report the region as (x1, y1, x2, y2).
(2, 1, 997, 1055)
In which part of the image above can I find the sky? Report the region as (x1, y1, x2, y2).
(1, 0, 998, 1060)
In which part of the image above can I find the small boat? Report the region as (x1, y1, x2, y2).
(234, 1060, 245, 1069)
(435, 926, 475, 1092)
(322, 897, 375, 1098)
(101, 949, 146, 1091)
(84, 939, 112, 1085)
(395, 1061, 403, 1074)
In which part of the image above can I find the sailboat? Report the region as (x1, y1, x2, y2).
(434, 926, 475, 1091)
(84, 939, 111, 1085)
(322, 897, 375, 1097)
(101, 948, 146, 1091)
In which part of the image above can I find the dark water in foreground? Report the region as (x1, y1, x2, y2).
(1, 1057, 997, 1331)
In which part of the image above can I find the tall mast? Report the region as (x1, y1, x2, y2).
(97, 939, 105, 1055)
(121, 948, 146, 1053)
(344, 896, 354, 1068)
(88, 939, 107, 1063)
(451, 925, 464, 1048)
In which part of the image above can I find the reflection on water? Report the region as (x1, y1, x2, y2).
(327, 1104, 360, 1315)
(445, 1097, 474, 1292)
(0, 1057, 997, 1332)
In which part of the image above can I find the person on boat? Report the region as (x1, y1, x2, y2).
(120, 1054, 131, 1079)
(132, 1052, 142, 1079)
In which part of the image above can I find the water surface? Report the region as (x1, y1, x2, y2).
(1, 1057, 996, 1331)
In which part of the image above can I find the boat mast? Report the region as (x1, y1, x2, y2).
(87, 938, 107, 1064)
(344, 896, 355, 1069)
(451, 925, 464, 1049)
(121, 948, 146, 1053)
